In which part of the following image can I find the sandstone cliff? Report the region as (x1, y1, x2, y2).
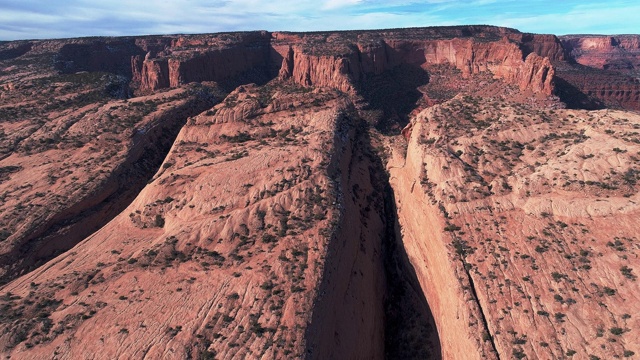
(126, 26, 559, 97)
(555, 35, 640, 110)
(390, 96, 640, 359)
(512, 33, 566, 62)
(561, 35, 640, 73)
(130, 32, 273, 93)
(273, 29, 557, 96)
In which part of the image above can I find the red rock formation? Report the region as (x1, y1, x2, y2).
(274, 34, 556, 95)
(130, 27, 559, 96)
(53, 39, 145, 76)
(553, 35, 640, 110)
(515, 53, 554, 94)
(556, 67, 640, 110)
(130, 32, 274, 93)
(391, 96, 640, 360)
(281, 46, 354, 93)
(141, 58, 171, 90)
(561, 35, 640, 72)
(7, 26, 640, 360)
(511, 33, 566, 61)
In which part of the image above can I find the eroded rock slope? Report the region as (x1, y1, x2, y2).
(0, 25, 639, 360)
(391, 96, 640, 359)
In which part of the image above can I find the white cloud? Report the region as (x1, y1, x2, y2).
(491, 4, 640, 35)
(322, 0, 363, 10)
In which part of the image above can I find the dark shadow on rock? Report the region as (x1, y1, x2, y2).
(382, 183, 442, 360)
(553, 75, 605, 110)
(216, 65, 274, 94)
(303, 117, 441, 360)
(358, 64, 430, 135)
(54, 40, 146, 77)
(553, 62, 640, 111)
(362, 126, 441, 359)
(0, 43, 32, 61)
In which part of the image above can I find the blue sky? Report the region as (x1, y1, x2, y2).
(0, 0, 638, 41)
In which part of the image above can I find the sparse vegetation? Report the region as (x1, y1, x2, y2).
(155, 215, 165, 228)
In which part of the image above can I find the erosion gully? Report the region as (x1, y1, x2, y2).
(7, 80, 444, 358)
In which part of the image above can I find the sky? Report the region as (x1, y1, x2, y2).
(0, 0, 638, 41)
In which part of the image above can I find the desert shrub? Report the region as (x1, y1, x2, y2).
(155, 215, 165, 228)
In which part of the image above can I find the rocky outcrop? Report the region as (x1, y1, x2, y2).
(131, 56, 170, 91)
(513, 33, 566, 61)
(277, 46, 354, 93)
(515, 53, 554, 94)
(561, 35, 640, 73)
(131, 32, 273, 93)
(390, 96, 640, 360)
(126, 27, 560, 96)
(53, 39, 145, 77)
(274, 32, 556, 96)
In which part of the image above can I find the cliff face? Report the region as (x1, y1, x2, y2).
(389, 130, 499, 359)
(2, 27, 559, 99)
(126, 26, 560, 96)
(130, 32, 274, 93)
(0, 27, 570, 101)
(514, 33, 566, 61)
(555, 66, 640, 110)
(54, 39, 146, 77)
(553, 35, 640, 110)
(561, 35, 640, 72)
(273, 32, 557, 96)
(390, 96, 640, 360)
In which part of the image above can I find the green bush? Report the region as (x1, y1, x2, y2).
(610, 327, 624, 336)
(155, 215, 165, 228)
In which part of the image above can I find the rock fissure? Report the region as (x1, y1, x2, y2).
(382, 181, 442, 359)
(304, 117, 442, 359)
(459, 253, 501, 359)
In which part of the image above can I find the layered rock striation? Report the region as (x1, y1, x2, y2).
(274, 35, 556, 95)
(561, 35, 640, 73)
(390, 96, 640, 359)
(124, 26, 562, 96)
(556, 35, 640, 110)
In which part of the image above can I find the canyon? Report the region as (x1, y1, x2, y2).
(556, 35, 640, 110)
(0, 25, 638, 359)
